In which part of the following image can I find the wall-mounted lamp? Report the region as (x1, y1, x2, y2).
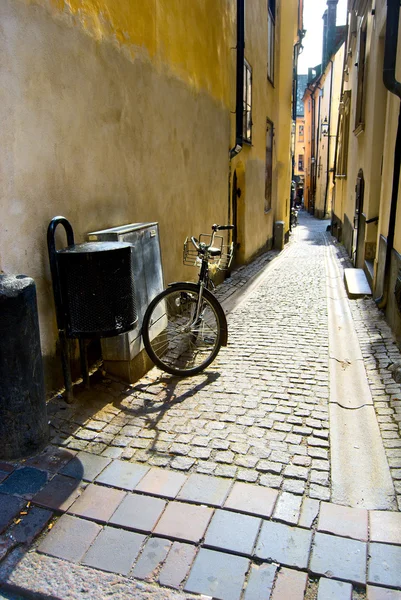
(321, 117, 329, 137)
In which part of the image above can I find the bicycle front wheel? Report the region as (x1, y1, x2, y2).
(142, 283, 224, 376)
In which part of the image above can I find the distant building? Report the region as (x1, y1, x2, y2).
(296, 75, 308, 117)
(302, 0, 346, 217)
(294, 74, 308, 199)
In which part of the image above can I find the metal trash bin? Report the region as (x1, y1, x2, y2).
(87, 222, 164, 382)
(47, 216, 138, 401)
(57, 241, 137, 338)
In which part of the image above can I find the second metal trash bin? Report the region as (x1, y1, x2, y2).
(87, 222, 164, 382)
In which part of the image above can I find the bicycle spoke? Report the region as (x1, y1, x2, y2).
(143, 285, 223, 375)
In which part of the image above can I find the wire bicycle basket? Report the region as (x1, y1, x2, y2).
(183, 233, 234, 271)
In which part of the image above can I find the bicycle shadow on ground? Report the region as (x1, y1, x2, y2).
(110, 370, 221, 458)
(47, 368, 221, 464)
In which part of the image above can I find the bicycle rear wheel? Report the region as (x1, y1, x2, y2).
(142, 283, 224, 376)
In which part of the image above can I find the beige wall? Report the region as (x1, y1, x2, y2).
(1, 0, 299, 388)
(0, 0, 231, 386)
(332, 0, 401, 342)
(334, 1, 392, 266)
(231, 0, 299, 257)
(314, 44, 344, 218)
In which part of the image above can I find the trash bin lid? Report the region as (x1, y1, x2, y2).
(57, 241, 132, 254)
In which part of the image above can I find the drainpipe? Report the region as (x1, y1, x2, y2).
(314, 87, 322, 212)
(375, 0, 401, 309)
(323, 60, 334, 218)
(230, 0, 245, 160)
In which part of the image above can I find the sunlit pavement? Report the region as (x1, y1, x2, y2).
(0, 211, 400, 599)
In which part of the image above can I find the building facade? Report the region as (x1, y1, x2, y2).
(302, 0, 345, 219)
(332, 0, 401, 341)
(1, 0, 302, 388)
(293, 74, 308, 204)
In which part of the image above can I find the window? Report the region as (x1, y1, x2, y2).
(267, 0, 276, 83)
(298, 155, 304, 171)
(336, 91, 351, 177)
(354, 19, 367, 133)
(265, 119, 273, 212)
(299, 125, 304, 141)
(243, 60, 252, 143)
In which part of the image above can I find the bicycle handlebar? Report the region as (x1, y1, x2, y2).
(190, 225, 235, 253)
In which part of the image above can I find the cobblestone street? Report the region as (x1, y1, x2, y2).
(50, 214, 333, 502)
(1, 211, 401, 599)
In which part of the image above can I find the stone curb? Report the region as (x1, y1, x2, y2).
(1, 455, 401, 597)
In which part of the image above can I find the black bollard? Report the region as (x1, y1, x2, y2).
(0, 275, 49, 459)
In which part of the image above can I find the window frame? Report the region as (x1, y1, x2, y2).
(336, 90, 351, 177)
(354, 18, 367, 135)
(264, 119, 274, 213)
(267, 0, 276, 84)
(243, 59, 253, 144)
(298, 154, 304, 172)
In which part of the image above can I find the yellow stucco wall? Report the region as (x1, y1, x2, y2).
(32, 0, 235, 106)
(313, 44, 344, 219)
(342, 5, 387, 248)
(1, 0, 234, 385)
(294, 116, 305, 179)
(275, 0, 299, 229)
(1, 0, 298, 388)
(332, 0, 401, 345)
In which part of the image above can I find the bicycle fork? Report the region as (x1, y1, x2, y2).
(191, 281, 206, 326)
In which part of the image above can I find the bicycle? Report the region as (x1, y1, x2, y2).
(142, 224, 235, 377)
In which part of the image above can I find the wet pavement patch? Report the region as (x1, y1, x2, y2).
(0, 494, 26, 533)
(10, 506, 53, 544)
(32, 474, 84, 512)
(0, 468, 48, 498)
(60, 452, 110, 481)
(25, 446, 76, 473)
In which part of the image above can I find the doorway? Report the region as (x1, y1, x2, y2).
(231, 163, 245, 267)
(352, 169, 365, 267)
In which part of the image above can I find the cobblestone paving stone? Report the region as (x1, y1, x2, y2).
(47, 213, 332, 502)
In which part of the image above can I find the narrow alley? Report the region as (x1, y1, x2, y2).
(0, 212, 400, 599)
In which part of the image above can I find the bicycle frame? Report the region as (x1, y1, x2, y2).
(192, 224, 221, 325)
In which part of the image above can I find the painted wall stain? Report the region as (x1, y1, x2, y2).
(43, 0, 233, 105)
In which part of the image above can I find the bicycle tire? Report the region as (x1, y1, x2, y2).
(142, 283, 225, 376)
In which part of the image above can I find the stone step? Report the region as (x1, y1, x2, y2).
(344, 268, 372, 298)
